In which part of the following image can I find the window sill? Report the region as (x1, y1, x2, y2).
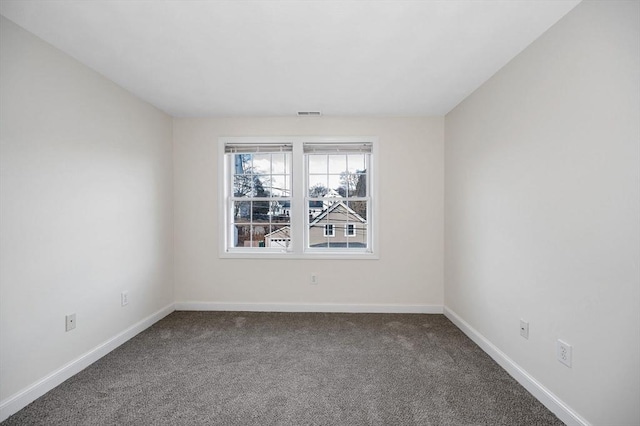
(219, 250, 379, 260)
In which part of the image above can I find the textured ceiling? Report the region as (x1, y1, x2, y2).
(0, 0, 581, 117)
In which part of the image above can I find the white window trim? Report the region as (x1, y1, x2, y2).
(218, 136, 379, 260)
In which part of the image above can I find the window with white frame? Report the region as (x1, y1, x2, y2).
(305, 142, 371, 250)
(220, 138, 376, 258)
(223, 143, 292, 251)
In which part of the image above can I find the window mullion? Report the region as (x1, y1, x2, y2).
(291, 141, 305, 254)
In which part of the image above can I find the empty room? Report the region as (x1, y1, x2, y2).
(0, 0, 638, 425)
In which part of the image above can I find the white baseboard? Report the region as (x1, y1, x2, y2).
(175, 301, 443, 314)
(12, 302, 580, 425)
(443, 306, 590, 426)
(0, 303, 175, 422)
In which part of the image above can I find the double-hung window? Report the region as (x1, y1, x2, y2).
(223, 142, 292, 252)
(220, 137, 376, 259)
(305, 142, 371, 251)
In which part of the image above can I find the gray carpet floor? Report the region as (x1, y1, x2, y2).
(2, 312, 563, 425)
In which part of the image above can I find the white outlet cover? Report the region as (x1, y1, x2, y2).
(121, 291, 129, 306)
(65, 313, 76, 332)
(519, 320, 529, 339)
(557, 339, 572, 368)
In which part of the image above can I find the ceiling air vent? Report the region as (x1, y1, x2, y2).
(297, 111, 322, 116)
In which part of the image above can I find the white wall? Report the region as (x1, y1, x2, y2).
(0, 16, 174, 404)
(174, 117, 444, 309)
(6, 0, 637, 423)
(444, 1, 639, 425)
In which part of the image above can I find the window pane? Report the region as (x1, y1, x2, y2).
(308, 200, 325, 219)
(327, 175, 342, 194)
(272, 200, 291, 222)
(252, 201, 270, 223)
(234, 153, 292, 199)
(307, 199, 368, 249)
(251, 175, 268, 197)
(271, 174, 290, 197)
(233, 154, 253, 175)
(308, 154, 327, 174)
(252, 153, 271, 174)
(347, 200, 367, 221)
(347, 154, 366, 173)
(233, 201, 251, 223)
(284, 154, 291, 174)
(233, 174, 254, 197)
(340, 172, 367, 197)
(251, 225, 267, 247)
(308, 199, 329, 244)
(265, 225, 291, 249)
(339, 173, 357, 197)
(309, 223, 329, 247)
(231, 198, 290, 250)
(347, 224, 367, 247)
(308, 175, 328, 197)
(271, 153, 288, 174)
(328, 155, 347, 174)
(235, 224, 251, 248)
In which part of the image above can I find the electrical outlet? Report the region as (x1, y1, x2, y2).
(65, 313, 76, 332)
(121, 291, 129, 307)
(557, 339, 572, 367)
(519, 320, 529, 339)
(310, 274, 318, 285)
